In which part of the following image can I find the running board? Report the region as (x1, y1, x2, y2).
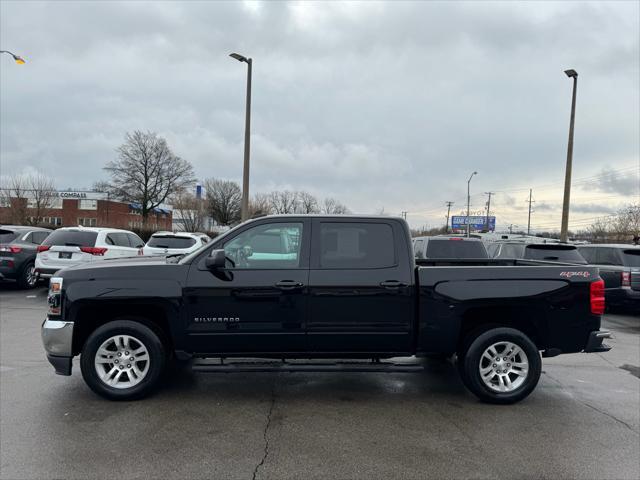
(192, 359, 425, 373)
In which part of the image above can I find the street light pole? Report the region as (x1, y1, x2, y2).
(230, 52, 252, 222)
(466, 171, 477, 238)
(0, 50, 26, 64)
(560, 69, 578, 242)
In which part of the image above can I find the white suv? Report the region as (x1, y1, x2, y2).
(142, 231, 209, 257)
(35, 227, 145, 279)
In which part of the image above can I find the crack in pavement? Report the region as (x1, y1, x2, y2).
(580, 400, 639, 435)
(544, 371, 639, 435)
(252, 380, 277, 480)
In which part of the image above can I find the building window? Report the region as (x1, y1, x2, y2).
(37, 216, 62, 226)
(26, 197, 63, 209)
(78, 217, 97, 227)
(79, 199, 97, 210)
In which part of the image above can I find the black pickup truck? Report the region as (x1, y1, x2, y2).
(42, 215, 611, 404)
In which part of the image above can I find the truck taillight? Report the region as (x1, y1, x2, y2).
(590, 279, 605, 315)
(80, 247, 108, 256)
(47, 277, 63, 316)
(37, 245, 51, 253)
(621, 271, 631, 287)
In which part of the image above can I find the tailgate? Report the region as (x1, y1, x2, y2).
(39, 246, 93, 268)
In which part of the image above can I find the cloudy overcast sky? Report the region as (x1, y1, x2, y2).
(1, 0, 638, 231)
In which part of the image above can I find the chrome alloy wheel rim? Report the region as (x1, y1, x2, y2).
(94, 335, 150, 389)
(26, 265, 36, 286)
(479, 341, 529, 393)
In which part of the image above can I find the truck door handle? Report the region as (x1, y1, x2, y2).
(379, 280, 408, 289)
(275, 280, 305, 290)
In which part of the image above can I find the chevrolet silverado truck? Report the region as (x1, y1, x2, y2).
(42, 215, 611, 404)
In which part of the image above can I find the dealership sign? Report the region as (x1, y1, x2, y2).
(451, 215, 496, 232)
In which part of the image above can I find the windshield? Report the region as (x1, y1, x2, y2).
(524, 245, 587, 264)
(147, 236, 196, 249)
(622, 250, 640, 267)
(0, 229, 19, 243)
(426, 239, 488, 259)
(42, 230, 98, 247)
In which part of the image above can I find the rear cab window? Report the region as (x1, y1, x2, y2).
(148, 236, 197, 249)
(317, 222, 395, 269)
(425, 239, 487, 259)
(42, 230, 98, 247)
(524, 245, 587, 264)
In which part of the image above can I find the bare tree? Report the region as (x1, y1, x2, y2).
(0, 175, 28, 225)
(269, 191, 299, 214)
(204, 178, 242, 226)
(0, 173, 56, 225)
(249, 193, 272, 218)
(322, 197, 350, 215)
(296, 191, 320, 214)
(28, 173, 56, 225)
(171, 192, 207, 232)
(104, 131, 195, 224)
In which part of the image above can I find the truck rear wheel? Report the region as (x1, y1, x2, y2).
(80, 320, 166, 400)
(459, 327, 541, 404)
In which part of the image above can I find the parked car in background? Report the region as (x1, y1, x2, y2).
(142, 231, 210, 257)
(488, 241, 588, 264)
(35, 227, 144, 279)
(0, 225, 52, 288)
(577, 244, 640, 310)
(412, 236, 488, 259)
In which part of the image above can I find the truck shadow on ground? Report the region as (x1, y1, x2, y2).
(158, 357, 473, 404)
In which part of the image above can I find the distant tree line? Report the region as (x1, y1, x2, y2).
(172, 179, 351, 232)
(576, 204, 640, 244)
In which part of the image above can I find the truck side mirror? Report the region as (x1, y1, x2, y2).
(205, 249, 226, 270)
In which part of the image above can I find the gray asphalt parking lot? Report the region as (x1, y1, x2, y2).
(1, 286, 639, 480)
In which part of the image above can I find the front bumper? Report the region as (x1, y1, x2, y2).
(584, 330, 612, 353)
(41, 319, 74, 375)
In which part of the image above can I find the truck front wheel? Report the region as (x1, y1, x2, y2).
(459, 327, 541, 404)
(80, 320, 166, 400)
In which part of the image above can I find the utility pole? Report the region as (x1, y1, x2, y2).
(466, 171, 478, 238)
(484, 192, 494, 232)
(560, 69, 578, 242)
(445, 201, 454, 233)
(526, 189, 534, 235)
(509, 224, 514, 234)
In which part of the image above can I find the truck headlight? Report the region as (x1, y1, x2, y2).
(47, 277, 63, 316)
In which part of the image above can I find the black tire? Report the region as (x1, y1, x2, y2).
(17, 261, 37, 289)
(458, 327, 541, 404)
(80, 320, 166, 400)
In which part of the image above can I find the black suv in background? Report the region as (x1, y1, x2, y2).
(412, 236, 488, 259)
(488, 241, 588, 264)
(577, 244, 640, 311)
(0, 225, 51, 288)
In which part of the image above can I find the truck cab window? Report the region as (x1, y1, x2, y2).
(319, 222, 395, 269)
(224, 222, 302, 269)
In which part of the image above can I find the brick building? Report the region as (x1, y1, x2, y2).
(0, 191, 172, 230)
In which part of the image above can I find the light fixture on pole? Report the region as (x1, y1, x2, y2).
(560, 68, 578, 242)
(466, 171, 478, 238)
(230, 52, 252, 221)
(0, 50, 25, 64)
